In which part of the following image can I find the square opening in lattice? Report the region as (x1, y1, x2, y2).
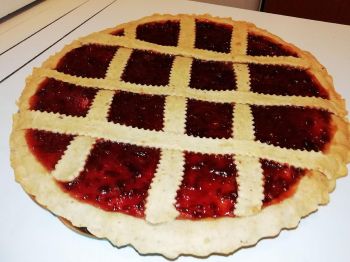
(25, 129, 75, 172)
(190, 59, 237, 91)
(108, 91, 165, 131)
(251, 105, 333, 152)
(247, 34, 298, 57)
(260, 159, 305, 206)
(56, 45, 118, 79)
(30, 78, 97, 117)
(111, 29, 125, 36)
(121, 50, 174, 86)
(136, 21, 180, 47)
(195, 20, 233, 53)
(249, 64, 329, 98)
(175, 152, 238, 219)
(60, 140, 161, 218)
(186, 99, 234, 139)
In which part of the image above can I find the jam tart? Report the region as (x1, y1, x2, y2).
(10, 14, 350, 258)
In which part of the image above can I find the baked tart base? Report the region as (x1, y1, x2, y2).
(10, 14, 350, 258)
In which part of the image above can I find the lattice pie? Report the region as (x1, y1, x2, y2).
(10, 14, 350, 258)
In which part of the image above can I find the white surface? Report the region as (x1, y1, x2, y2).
(0, 0, 35, 19)
(0, 0, 87, 54)
(1, 0, 350, 261)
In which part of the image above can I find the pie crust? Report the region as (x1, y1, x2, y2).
(10, 14, 350, 258)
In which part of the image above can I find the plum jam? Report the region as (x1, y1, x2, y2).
(251, 105, 333, 152)
(26, 130, 75, 171)
(190, 59, 237, 91)
(175, 152, 238, 219)
(30, 78, 97, 117)
(186, 99, 234, 139)
(59, 140, 160, 218)
(136, 20, 180, 46)
(122, 50, 174, 86)
(261, 159, 305, 206)
(108, 91, 165, 131)
(247, 34, 298, 57)
(195, 20, 233, 53)
(56, 44, 118, 78)
(249, 64, 329, 98)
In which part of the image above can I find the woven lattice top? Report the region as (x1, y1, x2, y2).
(11, 14, 350, 258)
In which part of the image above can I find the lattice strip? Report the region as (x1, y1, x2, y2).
(17, 111, 342, 179)
(145, 149, 185, 224)
(124, 21, 137, 39)
(232, 103, 264, 216)
(51, 136, 96, 182)
(234, 64, 251, 92)
(234, 155, 264, 217)
(169, 56, 192, 91)
(86, 90, 114, 120)
(233, 104, 255, 140)
(231, 22, 248, 56)
(163, 96, 187, 134)
(105, 48, 133, 80)
(33, 68, 346, 116)
(178, 16, 196, 49)
(81, 33, 310, 68)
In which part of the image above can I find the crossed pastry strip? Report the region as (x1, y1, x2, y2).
(11, 14, 350, 257)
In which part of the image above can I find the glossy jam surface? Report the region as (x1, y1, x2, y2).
(249, 64, 329, 99)
(30, 78, 97, 117)
(175, 152, 238, 219)
(56, 45, 118, 78)
(247, 34, 298, 57)
(186, 99, 233, 139)
(122, 50, 174, 86)
(252, 105, 333, 152)
(60, 141, 160, 218)
(195, 20, 233, 53)
(190, 59, 236, 91)
(26, 130, 74, 171)
(108, 91, 165, 131)
(112, 29, 125, 36)
(261, 159, 305, 206)
(136, 20, 180, 47)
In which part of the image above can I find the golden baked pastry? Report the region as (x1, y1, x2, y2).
(10, 14, 350, 258)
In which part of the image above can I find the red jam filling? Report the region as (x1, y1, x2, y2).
(136, 20, 180, 47)
(249, 64, 329, 99)
(251, 105, 333, 152)
(190, 59, 237, 91)
(60, 141, 160, 218)
(186, 99, 234, 139)
(29, 78, 97, 117)
(108, 91, 165, 131)
(56, 44, 118, 78)
(26, 129, 75, 171)
(112, 29, 125, 36)
(247, 34, 298, 57)
(122, 50, 174, 86)
(195, 20, 233, 53)
(261, 159, 305, 206)
(175, 152, 238, 219)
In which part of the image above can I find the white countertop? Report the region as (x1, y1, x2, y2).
(1, 0, 350, 261)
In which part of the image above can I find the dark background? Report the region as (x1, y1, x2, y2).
(261, 0, 350, 26)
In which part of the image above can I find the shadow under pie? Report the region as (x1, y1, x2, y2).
(27, 193, 100, 240)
